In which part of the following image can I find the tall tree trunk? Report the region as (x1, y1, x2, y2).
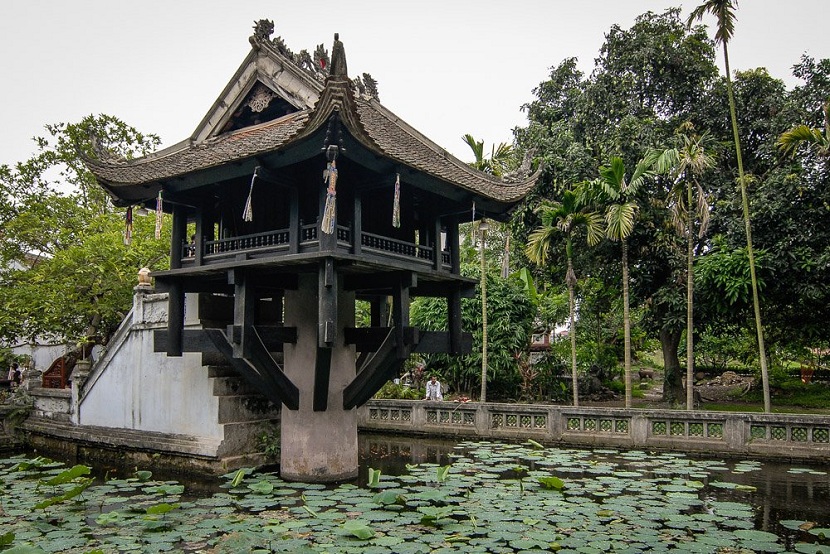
(686, 181, 695, 410)
(724, 44, 771, 412)
(660, 326, 684, 404)
(622, 240, 632, 408)
(567, 253, 579, 407)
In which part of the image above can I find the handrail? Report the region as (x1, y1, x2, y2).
(205, 228, 290, 255)
(175, 225, 452, 271)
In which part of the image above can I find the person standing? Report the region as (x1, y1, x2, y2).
(425, 375, 443, 401)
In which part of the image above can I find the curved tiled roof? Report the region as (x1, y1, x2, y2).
(86, 111, 310, 186)
(86, 36, 537, 205)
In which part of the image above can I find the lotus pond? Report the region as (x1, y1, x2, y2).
(1, 436, 829, 553)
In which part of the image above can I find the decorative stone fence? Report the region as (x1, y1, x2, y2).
(358, 400, 830, 462)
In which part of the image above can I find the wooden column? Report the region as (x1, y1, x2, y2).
(352, 190, 362, 256)
(289, 187, 299, 254)
(370, 296, 389, 327)
(392, 273, 412, 359)
(194, 208, 205, 266)
(231, 269, 255, 358)
(319, 258, 338, 347)
(169, 204, 187, 270)
(433, 216, 443, 271)
(448, 215, 460, 274)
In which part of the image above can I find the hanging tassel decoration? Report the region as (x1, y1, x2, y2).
(242, 170, 257, 222)
(124, 206, 133, 246)
(321, 158, 338, 235)
(392, 173, 401, 228)
(154, 190, 163, 240)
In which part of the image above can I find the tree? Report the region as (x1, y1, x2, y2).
(526, 189, 603, 406)
(0, 115, 167, 349)
(462, 134, 514, 177)
(687, 0, 771, 413)
(410, 265, 536, 399)
(777, 100, 830, 158)
(581, 154, 657, 408)
(655, 125, 715, 409)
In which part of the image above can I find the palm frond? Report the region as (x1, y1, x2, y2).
(605, 202, 638, 242)
(777, 125, 826, 157)
(462, 134, 485, 165)
(694, 181, 711, 238)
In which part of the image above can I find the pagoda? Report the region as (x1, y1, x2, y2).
(85, 21, 537, 481)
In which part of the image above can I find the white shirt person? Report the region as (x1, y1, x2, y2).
(425, 375, 443, 401)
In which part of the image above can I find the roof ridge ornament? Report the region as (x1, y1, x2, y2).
(250, 19, 329, 83)
(329, 33, 348, 78)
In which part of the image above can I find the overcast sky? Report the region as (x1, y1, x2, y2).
(0, 1, 826, 168)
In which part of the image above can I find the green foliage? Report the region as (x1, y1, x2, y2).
(0, 114, 168, 345)
(373, 381, 421, 400)
(256, 424, 280, 460)
(411, 264, 535, 399)
(367, 467, 381, 487)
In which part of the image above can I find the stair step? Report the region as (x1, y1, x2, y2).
(207, 365, 236, 378)
(212, 376, 259, 396)
(217, 395, 280, 424)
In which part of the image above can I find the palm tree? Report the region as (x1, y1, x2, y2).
(688, 0, 771, 413)
(462, 134, 513, 177)
(583, 154, 657, 408)
(655, 125, 716, 410)
(777, 101, 830, 158)
(526, 189, 603, 406)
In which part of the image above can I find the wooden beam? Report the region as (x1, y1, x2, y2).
(343, 271, 417, 292)
(343, 328, 408, 410)
(154, 326, 297, 354)
(203, 328, 299, 410)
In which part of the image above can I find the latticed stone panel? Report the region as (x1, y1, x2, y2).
(564, 415, 630, 435)
(749, 424, 830, 444)
(369, 407, 412, 423)
(491, 411, 547, 431)
(427, 409, 476, 428)
(650, 420, 724, 440)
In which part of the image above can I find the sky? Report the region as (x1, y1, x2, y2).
(0, 1, 826, 168)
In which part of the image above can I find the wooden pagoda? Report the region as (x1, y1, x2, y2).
(86, 21, 537, 480)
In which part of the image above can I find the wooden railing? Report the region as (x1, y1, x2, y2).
(42, 356, 70, 389)
(179, 225, 452, 272)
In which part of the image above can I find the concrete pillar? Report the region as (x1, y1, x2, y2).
(281, 273, 357, 482)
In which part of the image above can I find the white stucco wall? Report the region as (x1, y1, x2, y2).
(77, 292, 223, 440)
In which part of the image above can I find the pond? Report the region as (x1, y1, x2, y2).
(1, 435, 829, 553)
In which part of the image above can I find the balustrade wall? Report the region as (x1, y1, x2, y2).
(358, 400, 830, 462)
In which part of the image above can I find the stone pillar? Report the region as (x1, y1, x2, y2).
(70, 359, 91, 425)
(281, 273, 357, 482)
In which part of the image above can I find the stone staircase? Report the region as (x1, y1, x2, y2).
(207, 364, 281, 457)
(20, 362, 281, 471)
